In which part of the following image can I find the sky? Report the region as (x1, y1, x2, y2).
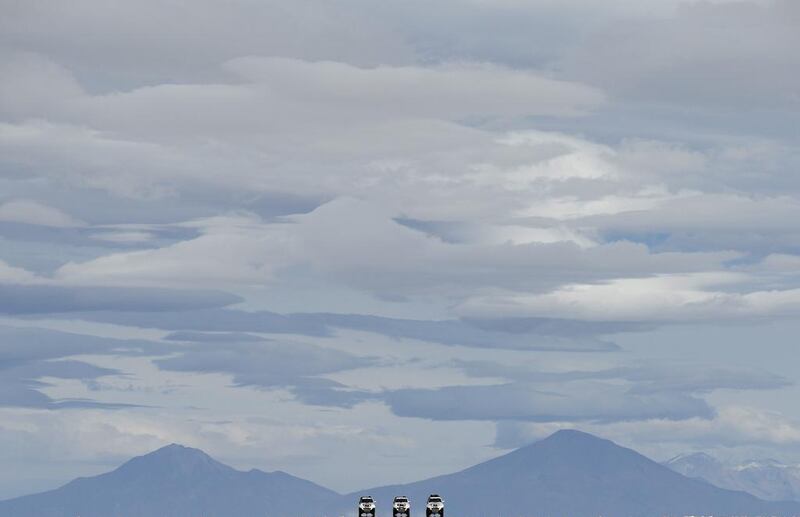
(0, 0, 799, 500)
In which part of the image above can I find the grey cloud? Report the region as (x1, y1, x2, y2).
(560, 0, 800, 109)
(0, 324, 381, 411)
(377, 360, 789, 426)
(0, 326, 170, 362)
(67, 309, 331, 337)
(288, 378, 375, 409)
(0, 284, 241, 314)
(65, 308, 622, 351)
(0, 1, 415, 90)
(384, 382, 713, 423)
(2, 359, 118, 380)
(0, 325, 171, 409)
(0, 219, 200, 248)
(313, 313, 622, 351)
(154, 338, 377, 406)
(0, 0, 636, 92)
(451, 360, 792, 395)
(621, 366, 792, 395)
(154, 337, 370, 388)
(163, 331, 266, 343)
(591, 194, 800, 256)
(0, 358, 127, 410)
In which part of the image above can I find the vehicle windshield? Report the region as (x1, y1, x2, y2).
(361, 499, 374, 503)
(429, 498, 442, 503)
(395, 498, 408, 502)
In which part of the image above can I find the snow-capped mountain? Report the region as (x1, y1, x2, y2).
(665, 452, 800, 502)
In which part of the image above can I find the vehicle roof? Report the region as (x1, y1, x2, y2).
(394, 496, 409, 500)
(360, 496, 374, 500)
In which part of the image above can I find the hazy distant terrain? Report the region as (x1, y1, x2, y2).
(666, 452, 800, 502)
(2, 430, 799, 517)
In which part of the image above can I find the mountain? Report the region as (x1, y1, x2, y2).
(666, 452, 800, 502)
(355, 430, 800, 517)
(0, 444, 340, 517)
(3, 431, 800, 517)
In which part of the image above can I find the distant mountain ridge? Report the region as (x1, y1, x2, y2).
(3, 431, 800, 517)
(665, 452, 800, 502)
(354, 430, 800, 517)
(0, 444, 340, 517)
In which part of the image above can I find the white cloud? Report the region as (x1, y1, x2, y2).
(458, 272, 800, 322)
(56, 212, 291, 288)
(52, 198, 736, 298)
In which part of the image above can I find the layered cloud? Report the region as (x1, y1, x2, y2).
(0, 326, 166, 409)
(1, 0, 799, 497)
(457, 273, 800, 322)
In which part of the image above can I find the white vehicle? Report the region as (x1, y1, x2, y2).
(358, 496, 376, 517)
(393, 496, 411, 517)
(426, 494, 444, 517)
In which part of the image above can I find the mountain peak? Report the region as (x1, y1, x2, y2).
(135, 442, 215, 463)
(149, 442, 207, 456)
(532, 428, 617, 451)
(507, 429, 609, 453)
(112, 442, 233, 480)
(546, 428, 603, 441)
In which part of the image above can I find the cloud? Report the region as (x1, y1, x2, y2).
(381, 359, 789, 426)
(0, 51, 83, 119)
(0, 327, 154, 409)
(53, 198, 738, 299)
(587, 194, 800, 254)
(0, 199, 84, 227)
(451, 360, 793, 398)
(0, 325, 172, 409)
(1, 0, 799, 494)
(384, 382, 713, 423)
(560, 0, 800, 109)
(154, 337, 379, 408)
(65, 307, 620, 352)
(163, 331, 266, 343)
(457, 273, 800, 322)
(0, 260, 39, 284)
(225, 57, 604, 118)
(0, 284, 241, 314)
(0, 325, 168, 363)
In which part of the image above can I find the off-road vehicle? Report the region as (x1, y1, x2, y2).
(425, 494, 443, 517)
(393, 496, 411, 517)
(358, 496, 376, 517)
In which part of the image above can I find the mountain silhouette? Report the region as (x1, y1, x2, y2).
(355, 430, 800, 517)
(3, 431, 800, 517)
(0, 443, 339, 517)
